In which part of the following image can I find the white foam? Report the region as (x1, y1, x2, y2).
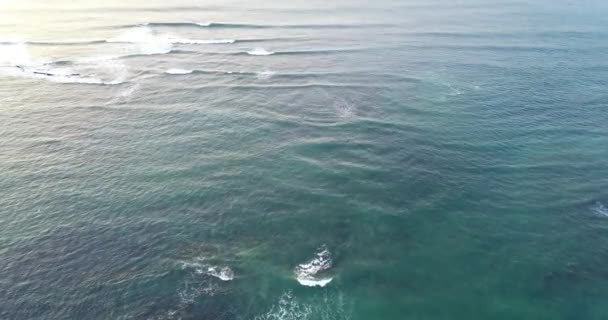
(107, 27, 234, 56)
(593, 202, 608, 217)
(0, 33, 131, 85)
(181, 259, 235, 281)
(166, 68, 193, 75)
(107, 26, 159, 44)
(294, 246, 333, 287)
(107, 27, 173, 55)
(256, 70, 275, 79)
(169, 38, 235, 44)
(254, 291, 312, 320)
(335, 100, 355, 118)
(0, 41, 126, 85)
(296, 277, 333, 287)
(0, 39, 33, 67)
(247, 48, 275, 56)
(196, 266, 235, 281)
(31, 73, 107, 84)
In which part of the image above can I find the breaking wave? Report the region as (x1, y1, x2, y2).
(247, 48, 275, 56)
(124, 21, 394, 29)
(254, 291, 312, 320)
(233, 48, 365, 57)
(254, 290, 351, 320)
(166, 68, 194, 75)
(592, 201, 608, 217)
(295, 245, 333, 287)
(0, 41, 127, 85)
(106, 27, 235, 55)
(0, 39, 106, 46)
(256, 70, 276, 79)
(181, 259, 235, 282)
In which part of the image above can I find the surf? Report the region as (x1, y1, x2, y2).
(294, 245, 334, 287)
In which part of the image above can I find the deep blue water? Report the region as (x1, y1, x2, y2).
(1, 0, 608, 319)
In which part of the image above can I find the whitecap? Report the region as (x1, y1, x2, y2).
(107, 27, 235, 56)
(0, 39, 33, 67)
(167, 38, 235, 45)
(106, 27, 173, 55)
(31, 72, 109, 84)
(334, 100, 355, 119)
(297, 277, 333, 287)
(166, 68, 193, 75)
(294, 245, 334, 287)
(592, 201, 608, 217)
(1, 49, 126, 86)
(106, 26, 160, 44)
(247, 48, 275, 56)
(254, 291, 312, 320)
(195, 266, 235, 281)
(256, 70, 275, 79)
(181, 259, 235, 281)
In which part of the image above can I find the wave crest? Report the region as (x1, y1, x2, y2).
(295, 245, 333, 287)
(254, 291, 312, 320)
(247, 48, 275, 56)
(0, 41, 127, 85)
(181, 259, 235, 281)
(106, 27, 235, 55)
(166, 68, 194, 75)
(592, 201, 608, 217)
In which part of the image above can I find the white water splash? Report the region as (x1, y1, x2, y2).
(181, 259, 235, 281)
(254, 291, 312, 320)
(334, 100, 355, 119)
(247, 48, 275, 56)
(166, 68, 194, 75)
(195, 266, 235, 281)
(257, 70, 276, 79)
(107, 26, 234, 56)
(592, 201, 608, 217)
(0, 40, 127, 85)
(295, 246, 333, 287)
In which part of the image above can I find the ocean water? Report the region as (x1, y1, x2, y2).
(1, 0, 608, 319)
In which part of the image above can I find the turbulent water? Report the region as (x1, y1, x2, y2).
(1, 0, 608, 319)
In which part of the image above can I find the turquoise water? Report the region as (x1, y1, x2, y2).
(1, 0, 608, 319)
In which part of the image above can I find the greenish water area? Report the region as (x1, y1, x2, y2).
(1, 0, 608, 319)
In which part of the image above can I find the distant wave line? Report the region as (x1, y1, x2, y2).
(117, 21, 396, 29)
(186, 83, 384, 90)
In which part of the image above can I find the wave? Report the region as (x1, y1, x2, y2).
(592, 201, 608, 217)
(236, 48, 364, 57)
(254, 290, 351, 320)
(335, 99, 356, 119)
(29, 40, 106, 46)
(247, 48, 275, 56)
(197, 266, 235, 281)
(5, 65, 125, 85)
(165, 68, 276, 79)
(254, 291, 312, 320)
(256, 70, 276, 79)
(125, 22, 274, 29)
(0, 42, 127, 85)
(124, 21, 394, 29)
(170, 39, 235, 44)
(181, 259, 235, 281)
(0, 41, 32, 67)
(106, 27, 235, 55)
(167, 257, 235, 315)
(166, 68, 194, 75)
(294, 245, 333, 287)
